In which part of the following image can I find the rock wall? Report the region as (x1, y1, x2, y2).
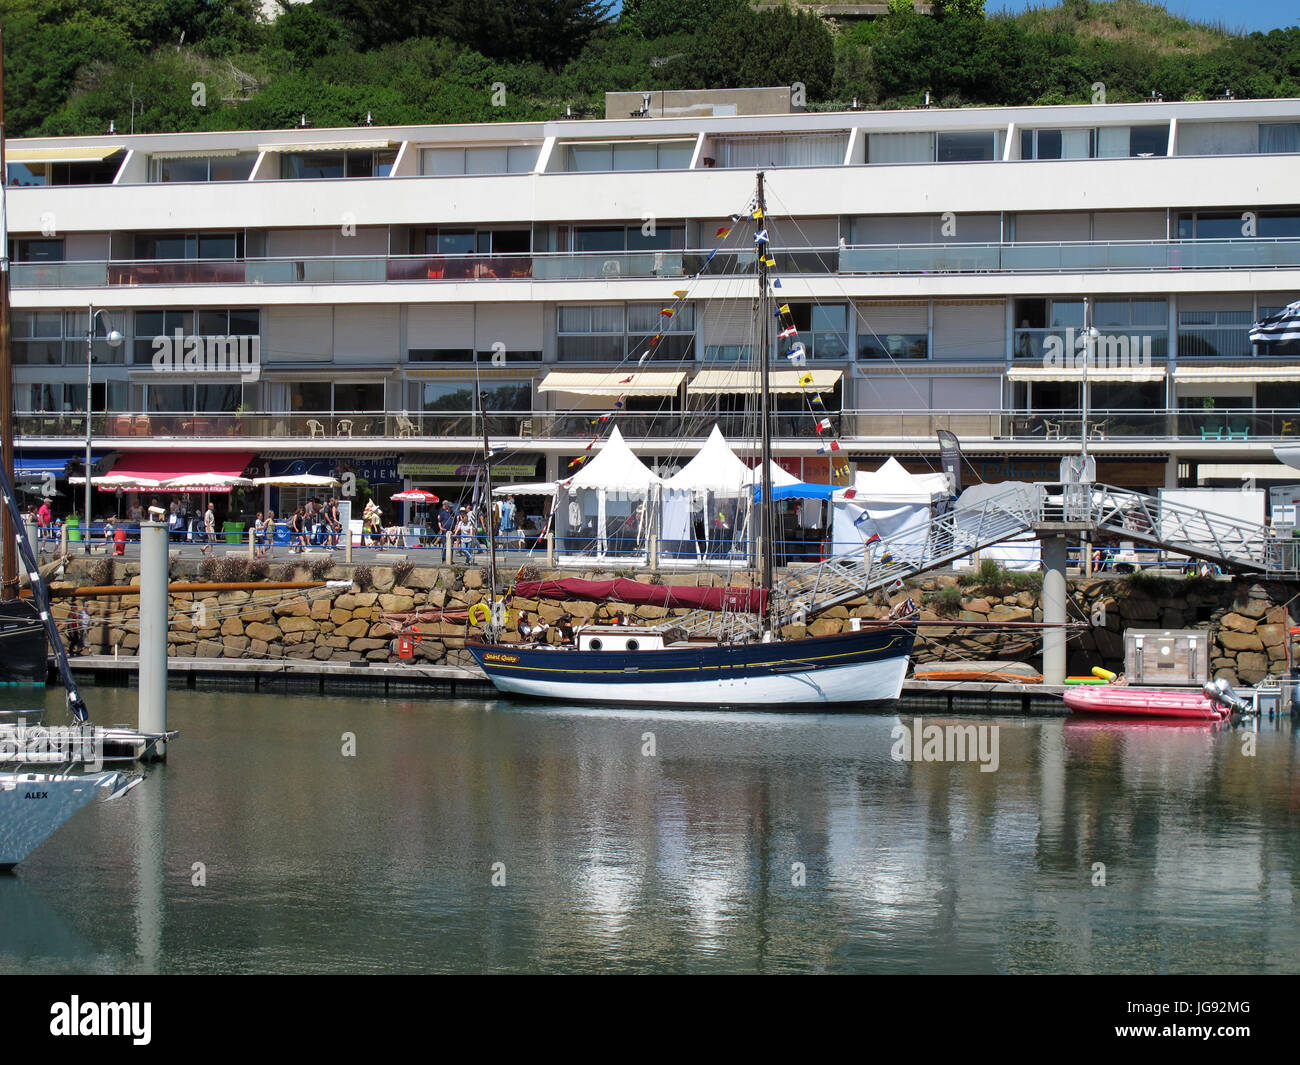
(49, 560, 1300, 685)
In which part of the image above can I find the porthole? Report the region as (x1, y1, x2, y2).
(589, 638, 603, 651)
(626, 638, 640, 651)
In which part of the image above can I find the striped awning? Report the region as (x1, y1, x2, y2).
(1007, 364, 1166, 384)
(538, 370, 685, 397)
(7, 145, 124, 164)
(688, 369, 842, 395)
(257, 140, 396, 153)
(1174, 364, 1300, 384)
(150, 148, 243, 161)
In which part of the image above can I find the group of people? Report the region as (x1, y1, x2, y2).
(424, 496, 521, 562)
(514, 609, 629, 646)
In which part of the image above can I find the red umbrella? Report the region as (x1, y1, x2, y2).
(391, 489, 439, 503)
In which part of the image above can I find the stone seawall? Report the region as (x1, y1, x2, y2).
(49, 560, 1300, 686)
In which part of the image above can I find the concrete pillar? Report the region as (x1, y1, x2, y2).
(649, 534, 659, 571)
(546, 528, 555, 568)
(1042, 534, 1068, 686)
(247, 527, 256, 559)
(137, 520, 168, 760)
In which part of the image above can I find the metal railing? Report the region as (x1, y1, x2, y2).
(1049, 482, 1300, 574)
(15, 406, 1300, 443)
(20, 236, 1300, 290)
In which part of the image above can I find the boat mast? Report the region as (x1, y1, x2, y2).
(0, 29, 15, 602)
(755, 172, 774, 631)
(479, 388, 498, 605)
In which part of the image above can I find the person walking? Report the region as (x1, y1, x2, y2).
(437, 500, 455, 553)
(201, 502, 216, 556)
(36, 497, 52, 540)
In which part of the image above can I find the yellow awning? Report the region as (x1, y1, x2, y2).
(7, 145, 124, 164)
(1174, 364, 1300, 384)
(538, 370, 686, 397)
(1007, 364, 1166, 384)
(257, 140, 396, 153)
(688, 369, 842, 395)
(150, 148, 243, 161)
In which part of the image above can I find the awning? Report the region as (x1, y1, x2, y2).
(7, 145, 124, 164)
(538, 370, 686, 397)
(689, 369, 843, 395)
(1007, 365, 1166, 384)
(257, 140, 396, 153)
(150, 148, 243, 161)
(88, 450, 256, 493)
(13, 455, 76, 480)
(1174, 364, 1300, 384)
(753, 482, 837, 502)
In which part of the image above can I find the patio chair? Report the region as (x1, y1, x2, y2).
(1226, 423, 1249, 441)
(307, 419, 325, 438)
(1088, 420, 1107, 441)
(1043, 419, 1062, 440)
(395, 415, 417, 439)
(1199, 425, 1223, 441)
(336, 419, 353, 438)
(519, 419, 533, 438)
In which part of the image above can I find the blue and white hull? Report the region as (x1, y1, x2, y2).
(468, 626, 915, 708)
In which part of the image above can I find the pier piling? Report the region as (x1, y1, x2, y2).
(137, 519, 168, 760)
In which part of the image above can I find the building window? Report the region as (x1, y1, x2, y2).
(1260, 124, 1300, 154)
(152, 154, 256, 182)
(713, 134, 847, 169)
(1257, 305, 1300, 355)
(132, 308, 259, 364)
(936, 131, 1001, 162)
(1020, 128, 1095, 159)
(774, 304, 848, 360)
(280, 149, 397, 179)
(556, 140, 694, 172)
(133, 232, 243, 260)
(6, 155, 124, 187)
(412, 381, 531, 412)
(13, 239, 65, 262)
(556, 303, 695, 362)
(1177, 309, 1253, 358)
(289, 381, 384, 414)
(422, 145, 540, 175)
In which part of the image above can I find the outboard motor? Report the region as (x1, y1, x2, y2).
(1203, 678, 1251, 715)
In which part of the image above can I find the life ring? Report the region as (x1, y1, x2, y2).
(468, 602, 492, 626)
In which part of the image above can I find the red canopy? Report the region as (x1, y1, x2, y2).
(99, 450, 256, 493)
(514, 578, 767, 613)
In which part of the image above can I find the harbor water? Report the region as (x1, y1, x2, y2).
(1, 686, 1296, 974)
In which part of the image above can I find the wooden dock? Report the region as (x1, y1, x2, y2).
(65, 655, 1070, 711)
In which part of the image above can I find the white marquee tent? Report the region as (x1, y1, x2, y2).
(558, 427, 662, 557)
(661, 425, 751, 557)
(830, 457, 950, 560)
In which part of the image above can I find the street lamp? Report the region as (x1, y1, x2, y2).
(84, 304, 123, 552)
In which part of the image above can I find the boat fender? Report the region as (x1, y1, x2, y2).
(468, 602, 491, 626)
(490, 600, 507, 628)
(1091, 666, 1117, 682)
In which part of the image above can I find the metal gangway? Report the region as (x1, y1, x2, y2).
(1054, 482, 1300, 576)
(675, 484, 1042, 637)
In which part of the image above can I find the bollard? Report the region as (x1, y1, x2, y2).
(345, 527, 353, 564)
(649, 534, 658, 571)
(137, 521, 169, 761)
(445, 529, 452, 567)
(248, 527, 256, 560)
(546, 529, 555, 568)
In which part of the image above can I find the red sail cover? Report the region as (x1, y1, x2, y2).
(515, 578, 767, 613)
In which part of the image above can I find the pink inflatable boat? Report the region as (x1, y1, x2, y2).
(1063, 686, 1233, 720)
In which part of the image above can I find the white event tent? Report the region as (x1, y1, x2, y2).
(559, 427, 662, 557)
(831, 457, 950, 560)
(661, 425, 752, 558)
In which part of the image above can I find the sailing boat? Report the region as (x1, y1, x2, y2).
(0, 443, 142, 869)
(467, 173, 917, 707)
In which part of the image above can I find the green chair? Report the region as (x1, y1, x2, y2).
(1199, 425, 1223, 441)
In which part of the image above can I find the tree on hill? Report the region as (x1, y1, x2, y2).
(684, 3, 834, 100)
(314, 0, 614, 69)
(618, 0, 747, 38)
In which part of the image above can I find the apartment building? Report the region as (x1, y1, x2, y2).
(7, 94, 1300, 518)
